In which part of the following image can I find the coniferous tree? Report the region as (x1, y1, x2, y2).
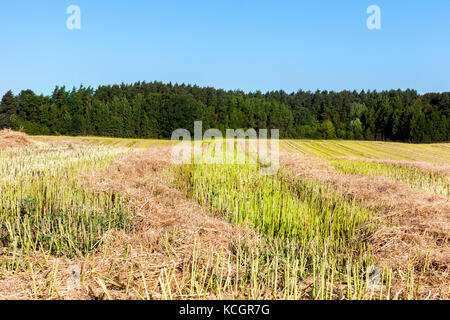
(0, 82, 447, 142)
(0, 90, 17, 129)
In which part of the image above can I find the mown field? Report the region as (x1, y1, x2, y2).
(0, 131, 448, 300)
(35, 135, 450, 163)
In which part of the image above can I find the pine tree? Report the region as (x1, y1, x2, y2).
(0, 90, 17, 129)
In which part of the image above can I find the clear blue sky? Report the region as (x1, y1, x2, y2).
(1, 0, 449, 98)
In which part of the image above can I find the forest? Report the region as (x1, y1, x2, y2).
(0, 81, 448, 142)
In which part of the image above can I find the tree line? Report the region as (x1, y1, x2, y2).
(0, 81, 448, 142)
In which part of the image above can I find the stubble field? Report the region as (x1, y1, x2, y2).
(0, 130, 448, 300)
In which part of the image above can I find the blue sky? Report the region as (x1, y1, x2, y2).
(0, 0, 449, 97)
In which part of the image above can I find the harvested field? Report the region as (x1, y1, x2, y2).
(282, 140, 450, 163)
(280, 152, 449, 299)
(0, 132, 449, 300)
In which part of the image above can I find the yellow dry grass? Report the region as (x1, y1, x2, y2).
(280, 151, 449, 298)
(0, 133, 448, 300)
(0, 129, 33, 148)
(0, 146, 254, 299)
(334, 157, 450, 177)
